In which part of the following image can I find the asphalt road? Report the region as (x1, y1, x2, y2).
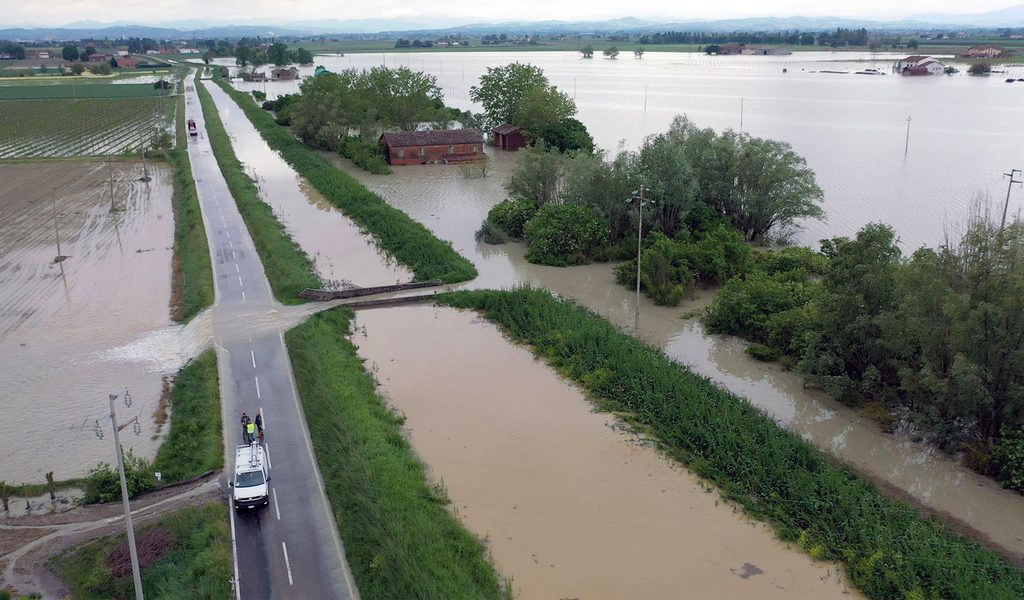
(184, 73, 358, 600)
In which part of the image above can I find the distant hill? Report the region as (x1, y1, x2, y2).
(1, 5, 1023, 41)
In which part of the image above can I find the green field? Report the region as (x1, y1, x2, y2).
(0, 82, 164, 99)
(0, 95, 174, 158)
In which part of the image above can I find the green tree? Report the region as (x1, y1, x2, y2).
(969, 62, 992, 75)
(505, 143, 565, 207)
(538, 117, 594, 154)
(524, 204, 609, 266)
(267, 42, 291, 66)
(88, 62, 112, 75)
(0, 42, 27, 60)
(62, 44, 80, 62)
(907, 38, 920, 49)
(84, 45, 96, 57)
(202, 51, 212, 65)
(69, 62, 85, 75)
(469, 62, 550, 129)
(365, 66, 443, 131)
(603, 46, 620, 59)
(234, 45, 251, 67)
(634, 47, 645, 58)
(515, 85, 577, 137)
(580, 45, 594, 58)
(295, 47, 314, 65)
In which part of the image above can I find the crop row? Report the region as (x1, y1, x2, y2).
(0, 97, 174, 158)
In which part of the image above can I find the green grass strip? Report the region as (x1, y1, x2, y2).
(0, 83, 162, 99)
(195, 73, 320, 302)
(435, 287, 1024, 600)
(50, 502, 232, 599)
(285, 307, 506, 599)
(169, 92, 214, 322)
(211, 73, 477, 284)
(152, 350, 223, 482)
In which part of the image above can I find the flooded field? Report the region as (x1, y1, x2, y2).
(0, 161, 207, 483)
(204, 81, 411, 288)
(354, 305, 856, 598)
(331, 150, 1024, 561)
(239, 50, 1024, 249)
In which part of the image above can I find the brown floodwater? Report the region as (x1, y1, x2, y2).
(354, 305, 856, 598)
(332, 150, 1024, 560)
(0, 161, 211, 484)
(204, 82, 412, 288)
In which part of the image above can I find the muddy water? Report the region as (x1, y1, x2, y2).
(334, 151, 1024, 560)
(354, 306, 855, 598)
(204, 82, 412, 288)
(0, 162, 209, 484)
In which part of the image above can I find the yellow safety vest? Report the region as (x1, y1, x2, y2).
(246, 422, 255, 434)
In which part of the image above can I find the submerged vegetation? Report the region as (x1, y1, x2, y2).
(51, 503, 232, 599)
(705, 217, 1024, 489)
(197, 73, 322, 301)
(485, 115, 823, 268)
(436, 287, 1024, 600)
(285, 308, 507, 599)
(213, 73, 477, 283)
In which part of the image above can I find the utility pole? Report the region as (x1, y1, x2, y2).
(138, 129, 150, 182)
(52, 197, 66, 263)
(627, 186, 653, 334)
(904, 115, 912, 156)
(108, 392, 145, 600)
(1001, 169, 1022, 232)
(108, 162, 116, 211)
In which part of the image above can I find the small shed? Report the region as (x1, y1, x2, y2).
(271, 67, 299, 81)
(491, 124, 526, 151)
(380, 129, 485, 165)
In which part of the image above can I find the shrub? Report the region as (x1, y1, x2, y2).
(474, 219, 509, 244)
(88, 63, 112, 76)
(746, 343, 781, 361)
(339, 136, 392, 175)
(687, 224, 753, 284)
(524, 204, 608, 266)
(993, 425, 1024, 492)
(83, 451, 155, 504)
(487, 199, 536, 239)
(754, 246, 828, 277)
(704, 272, 810, 342)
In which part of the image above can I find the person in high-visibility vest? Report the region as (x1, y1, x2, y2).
(246, 420, 256, 444)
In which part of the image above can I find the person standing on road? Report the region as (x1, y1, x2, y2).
(246, 420, 256, 444)
(254, 412, 264, 443)
(240, 412, 251, 443)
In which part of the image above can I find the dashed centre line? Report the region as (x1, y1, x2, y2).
(250, 350, 256, 369)
(255, 376, 262, 399)
(281, 542, 294, 585)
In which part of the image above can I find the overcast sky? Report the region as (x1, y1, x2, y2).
(4, 0, 1022, 27)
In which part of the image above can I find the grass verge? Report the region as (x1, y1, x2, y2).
(169, 90, 214, 322)
(435, 287, 1024, 600)
(285, 307, 506, 599)
(211, 73, 478, 284)
(152, 350, 223, 482)
(195, 72, 320, 302)
(49, 502, 232, 599)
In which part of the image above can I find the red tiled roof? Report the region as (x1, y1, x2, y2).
(902, 55, 927, 62)
(379, 129, 484, 148)
(492, 123, 520, 135)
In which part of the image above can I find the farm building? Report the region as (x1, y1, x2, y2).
(379, 129, 485, 165)
(963, 45, 1009, 58)
(491, 124, 526, 151)
(87, 54, 109, 63)
(898, 55, 945, 76)
(271, 67, 299, 81)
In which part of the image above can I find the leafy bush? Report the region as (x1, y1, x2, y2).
(487, 199, 537, 239)
(746, 343, 781, 361)
(993, 425, 1024, 492)
(704, 272, 816, 344)
(754, 246, 828, 277)
(339, 136, 392, 175)
(474, 219, 509, 245)
(84, 451, 155, 504)
(524, 204, 608, 266)
(687, 224, 753, 284)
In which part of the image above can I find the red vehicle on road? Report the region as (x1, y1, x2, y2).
(187, 119, 198, 136)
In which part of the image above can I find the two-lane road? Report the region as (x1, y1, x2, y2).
(183, 73, 357, 600)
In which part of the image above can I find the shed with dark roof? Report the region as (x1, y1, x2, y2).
(379, 129, 485, 165)
(491, 123, 526, 151)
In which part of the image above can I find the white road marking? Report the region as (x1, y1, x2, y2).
(273, 488, 281, 520)
(241, 290, 246, 302)
(251, 350, 256, 369)
(225, 230, 230, 238)
(282, 542, 294, 585)
(255, 376, 261, 398)
(231, 251, 237, 260)
(228, 240, 233, 248)
(238, 275, 244, 288)
(235, 263, 240, 273)
(264, 443, 272, 469)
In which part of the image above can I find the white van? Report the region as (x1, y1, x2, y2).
(232, 442, 270, 510)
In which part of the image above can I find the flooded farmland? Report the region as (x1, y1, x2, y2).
(354, 305, 856, 598)
(0, 161, 206, 483)
(203, 81, 412, 288)
(329, 149, 1024, 561)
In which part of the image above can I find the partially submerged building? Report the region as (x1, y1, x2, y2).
(379, 129, 485, 165)
(898, 55, 945, 76)
(491, 124, 526, 151)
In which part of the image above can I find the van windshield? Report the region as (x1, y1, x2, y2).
(235, 470, 265, 488)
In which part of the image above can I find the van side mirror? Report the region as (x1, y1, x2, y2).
(228, 482, 234, 487)
(266, 476, 271, 482)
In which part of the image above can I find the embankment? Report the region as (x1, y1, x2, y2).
(284, 307, 507, 599)
(211, 73, 477, 284)
(195, 74, 320, 302)
(436, 287, 1024, 600)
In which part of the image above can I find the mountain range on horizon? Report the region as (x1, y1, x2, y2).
(2, 5, 1024, 41)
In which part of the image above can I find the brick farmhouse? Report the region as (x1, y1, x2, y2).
(379, 130, 485, 165)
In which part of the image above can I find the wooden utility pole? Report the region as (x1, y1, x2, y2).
(904, 115, 912, 156)
(1001, 169, 1022, 233)
(52, 196, 66, 263)
(108, 162, 116, 211)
